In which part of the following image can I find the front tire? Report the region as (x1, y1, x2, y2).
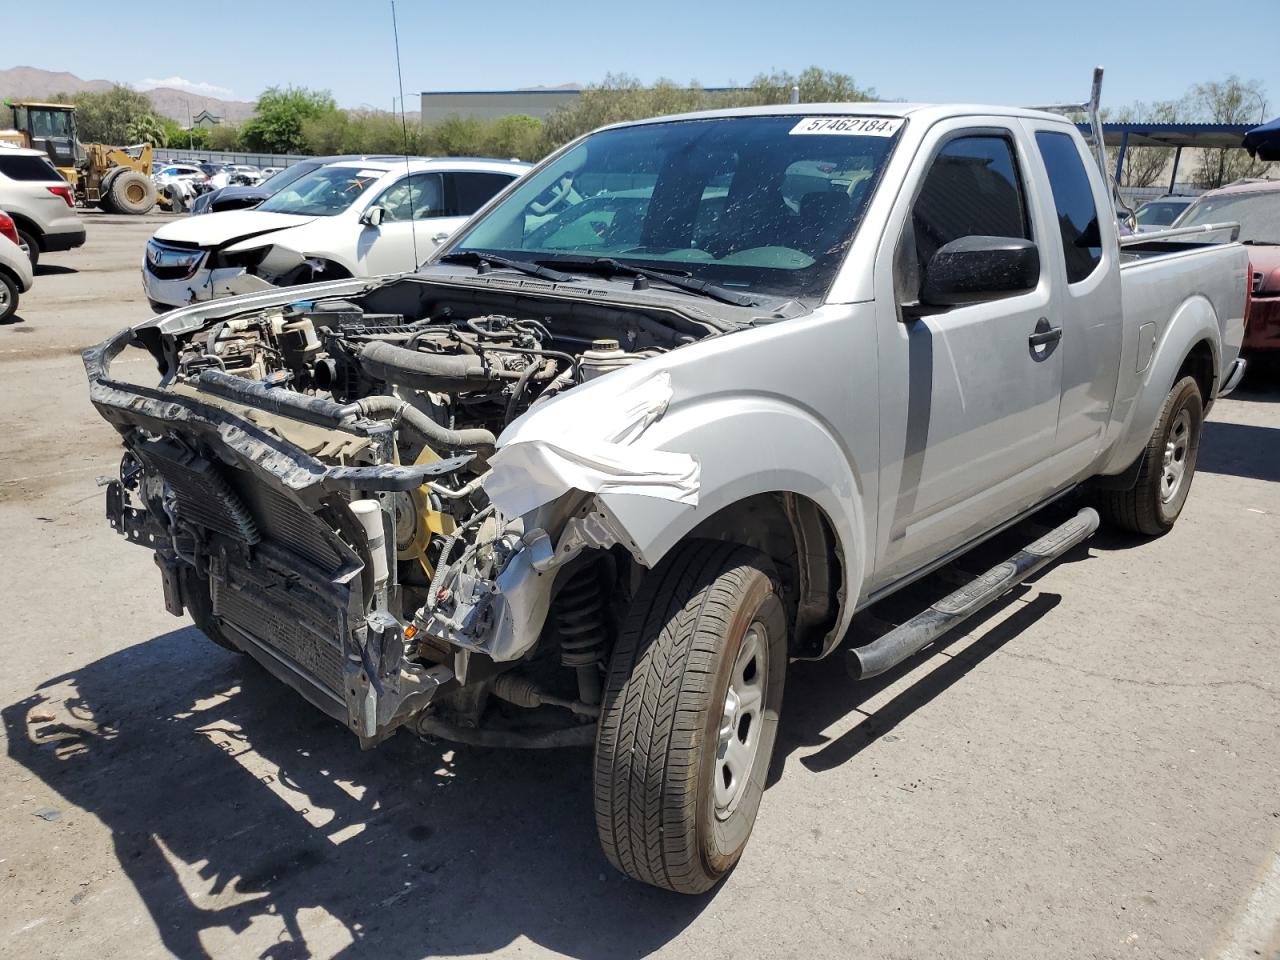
(107, 170, 157, 215)
(181, 568, 242, 654)
(1099, 375, 1203, 536)
(594, 541, 787, 894)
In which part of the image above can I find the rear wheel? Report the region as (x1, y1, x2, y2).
(107, 170, 157, 215)
(594, 540, 787, 894)
(0, 271, 18, 322)
(1099, 375, 1203, 536)
(15, 229, 38, 268)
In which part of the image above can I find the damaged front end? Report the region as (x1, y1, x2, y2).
(86, 278, 707, 746)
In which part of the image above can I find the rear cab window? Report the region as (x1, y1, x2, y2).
(0, 154, 62, 182)
(1034, 131, 1103, 283)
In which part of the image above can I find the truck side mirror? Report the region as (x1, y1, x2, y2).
(920, 236, 1039, 307)
(360, 205, 385, 228)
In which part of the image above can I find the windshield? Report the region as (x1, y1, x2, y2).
(256, 165, 385, 216)
(1135, 200, 1189, 226)
(451, 115, 902, 299)
(29, 108, 74, 138)
(260, 162, 319, 195)
(1176, 190, 1280, 243)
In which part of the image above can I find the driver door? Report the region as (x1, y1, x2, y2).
(870, 123, 1065, 588)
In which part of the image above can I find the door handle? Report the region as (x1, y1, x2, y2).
(430, 232, 449, 243)
(1028, 317, 1062, 359)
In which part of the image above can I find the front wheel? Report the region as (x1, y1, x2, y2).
(1099, 375, 1203, 536)
(594, 540, 787, 894)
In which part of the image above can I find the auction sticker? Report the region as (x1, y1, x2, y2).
(790, 117, 903, 137)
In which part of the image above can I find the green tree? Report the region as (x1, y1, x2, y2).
(158, 116, 186, 148)
(482, 114, 544, 160)
(53, 84, 154, 144)
(240, 86, 337, 153)
(207, 123, 241, 152)
(1184, 76, 1272, 187)
(734, 67, 876, 106)
(185, 126, 213, 151)
(1106, 100, 1183, 188)
(539, 67, 875, 154)
(125, 113, 167, 147)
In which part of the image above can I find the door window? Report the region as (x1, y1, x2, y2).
(897, 134, 1030, 302)
(372, 173, 446, 221)
(1034, 131, 1102, 283)
(448, 172, 516, 216)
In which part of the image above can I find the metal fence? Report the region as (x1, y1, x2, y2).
(153, 147, 313, 169)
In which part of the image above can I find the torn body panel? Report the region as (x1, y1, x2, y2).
(87, 275, 754, 743)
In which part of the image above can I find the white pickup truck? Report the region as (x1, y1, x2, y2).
(87, 96, 1248, 894)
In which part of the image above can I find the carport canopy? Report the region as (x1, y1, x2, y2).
(1076, 122, 1256, 192)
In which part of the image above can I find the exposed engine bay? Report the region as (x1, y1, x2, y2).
(85, 277, 720, 746)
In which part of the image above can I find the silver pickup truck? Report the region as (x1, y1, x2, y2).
(86, 100, 1248, 894)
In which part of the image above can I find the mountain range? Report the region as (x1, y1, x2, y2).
(0, 65, 257, 124)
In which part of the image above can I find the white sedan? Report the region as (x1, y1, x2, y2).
(142, 157, 529, 310)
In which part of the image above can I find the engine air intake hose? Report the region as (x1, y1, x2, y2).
(358, 340, 500, 392)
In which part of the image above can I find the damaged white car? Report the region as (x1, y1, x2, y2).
(89, 100, 1246, 894)
(141, 156, 528, 310)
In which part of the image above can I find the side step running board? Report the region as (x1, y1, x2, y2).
(847, 507, 1099, 680)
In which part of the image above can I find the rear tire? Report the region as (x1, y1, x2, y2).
(107, 170, 157, 215)
(594, 540, 787, 894)
(15, 229, 38, 268)
(1099, 375, 1203, 536)
(0, 271, 18, 322)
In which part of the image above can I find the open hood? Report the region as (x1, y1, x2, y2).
(153, 209, 318, 248)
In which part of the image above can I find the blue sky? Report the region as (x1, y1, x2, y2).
(9, 0, 1277, 115)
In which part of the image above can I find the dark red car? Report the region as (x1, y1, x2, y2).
(1174, 179, 1280, 354)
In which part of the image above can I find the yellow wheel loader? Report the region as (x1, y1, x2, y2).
(1, 100, 163, 214)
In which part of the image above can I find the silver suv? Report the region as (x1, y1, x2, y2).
(0, 147, 86, 267)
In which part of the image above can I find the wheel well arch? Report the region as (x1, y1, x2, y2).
(683, 491, 843, 658)
(306, 258, 352, 280)
(6, 212, 43, 243)
(1177, 338, 1216, 403)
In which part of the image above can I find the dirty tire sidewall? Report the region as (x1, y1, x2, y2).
(0, 271, 17, 322)
(594, 540, 787, 894)
(1099, 374, 1204, 537)
(181, 568, 243, 654)
(1154, 377, 1203, 528)
(16, 230, 38, 268)
(697, 572, 786, 877)
(109, 170, 157, 215)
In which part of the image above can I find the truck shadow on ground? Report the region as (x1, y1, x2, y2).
(1199, 420, 1280, 483)
(9, 416, 1265, 958)
(3, 632, 709, 960)
(774, 508, 1084, 779)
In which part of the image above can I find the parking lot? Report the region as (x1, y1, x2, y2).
(1, 214, 1278, 959)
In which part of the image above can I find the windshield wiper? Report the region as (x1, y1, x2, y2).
(536, 257, 762, 307)
(438, 250, 575, 283)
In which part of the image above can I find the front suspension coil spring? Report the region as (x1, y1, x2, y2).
(554, 565, 606, 668)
